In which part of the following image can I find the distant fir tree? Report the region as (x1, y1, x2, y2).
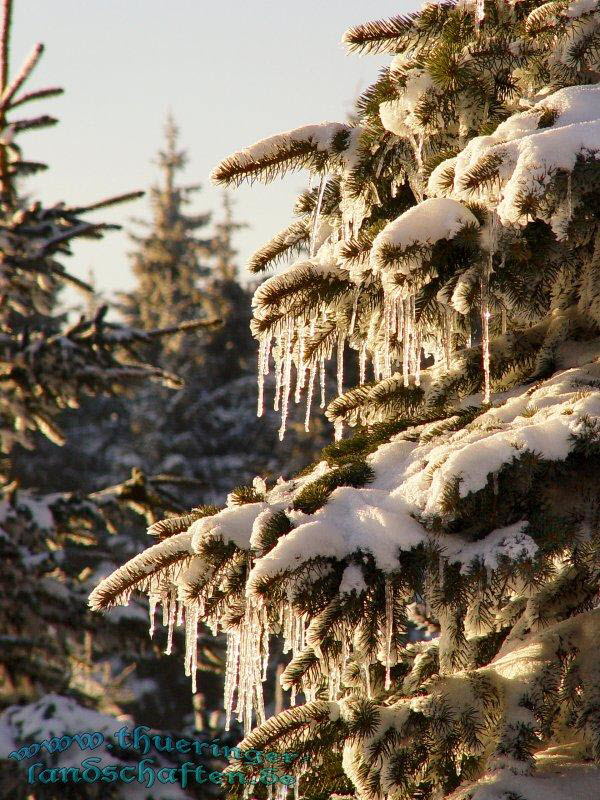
(93, 1, 600, 799)
(119, 113, 216, 378)
(119, 124, 324, 506)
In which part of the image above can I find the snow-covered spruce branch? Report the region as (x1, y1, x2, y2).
(211, 123, 352, 187)
(91, 2, 600, 796)
(88, 531, 195, 611)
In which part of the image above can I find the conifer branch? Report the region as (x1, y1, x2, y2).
(88, 531, 193, 610)
(212, 123, 350, 187)
(148, 506, 218, 540)
(342, 13, 420, 55)
(9, 85, 63, 109)
(247, 219, 309, 273)
(0, 42, 43, 112)
(0, 0, 13, 200)
(0, 0, 12, 96)
(131, 317, 222, 339)
(234, 700, 335, 752)
(69, 190, 145, 215)
(212, 141, 323, 187)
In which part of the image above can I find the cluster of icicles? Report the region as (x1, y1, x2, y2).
(254, 180, 493, 439)
(254, 173, 433, 439)
(148, 574, 398, 741)
(256, 288, 453, 439)
(148, 586, 211, 696)
(227, 576, 397, 735)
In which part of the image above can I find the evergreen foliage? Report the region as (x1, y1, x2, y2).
(94, 1, 600, 799)
(0, 4, 225, 796)
(0, 40, 213, 470)
(116, 121, 329, 508)
(119, 114, 217, 377)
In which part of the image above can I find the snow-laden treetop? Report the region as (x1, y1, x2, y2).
(92, 1, 600, 798)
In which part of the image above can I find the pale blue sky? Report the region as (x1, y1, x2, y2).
(13, 0, 419, 302)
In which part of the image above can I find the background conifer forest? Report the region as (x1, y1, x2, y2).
(4, 0, 600, 799)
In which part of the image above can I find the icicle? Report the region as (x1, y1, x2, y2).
(207, 616, 219, 637)
(397, 297, 404, 340)
(481, 291, 491, 404)
(165, 588, 177, 656)
(278, 319, 294, 440)
(373, 347, 381, 382)
(257, 337, 267, 417)
(359, 343, 367, 384)
(391, 303, 398, 341)
(337, 332, 345, 396)
(349, 290, 359, 336)
(384, 577, 394, 691)
(481, 212, 496, 405)
(230, 593, 269, 737)
(475, 0, 485, 25)
(334, 419, 343, 441)
(162, 594, 169, 628)
(224, 629, 240, 731)
(319, 356, 326, 408)
(364, 664, 372, 699)
(328, 655, 340, 701)
(275, 783, 289, 800)
(295, 326, 306, 402)
(402, 297, 411, 386)
(224, 566, 270, 735)
(443, 308, 452, 371)
(408, 295, 417, 375)
(274, 346, 283, 412)
(382, 296, 392, 379)
(501, 307, 507, 335)
(148, 594, 159, 638)
(304, 684, 316, 704)
(184, 606, 200, 693)
(414, 328, 422, 387)
(282, 606, 293, 655)
(310, 176, 327, 257)
(304, 363, 317, 431)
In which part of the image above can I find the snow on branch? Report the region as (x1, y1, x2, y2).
(526, 0, 600, 34)
(211, 122, 351, 187)
(252, 256, 351, 329)
(88, 531, 194, 610)
(188, 501, 269, 552)
(431, 84, 600, 235)
(334, 607, 600, 797)
(370, 197, 480, 274)
(248, 357, 600, 591)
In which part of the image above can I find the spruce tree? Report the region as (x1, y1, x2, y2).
(119, 114, 216, 376)
(92, 1, 600, 798)
(121, 126, 324, 506)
